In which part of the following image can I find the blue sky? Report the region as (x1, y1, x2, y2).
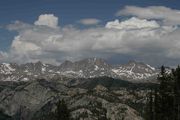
(0, 0, 179, 25)
(0, 0, 180, 50)
(0, 0, 180, 65)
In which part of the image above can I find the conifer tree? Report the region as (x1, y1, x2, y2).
(146, 65, 180, 120)
(55, 99, 70, 120)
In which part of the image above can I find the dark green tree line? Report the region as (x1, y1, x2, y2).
(146, 66, 180, 120)
(55, 99, 70, 120)
(38, 99, 71, 120)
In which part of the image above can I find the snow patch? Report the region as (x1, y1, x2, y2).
(146, 64, 155, 71)
(94, 65, 99, 71)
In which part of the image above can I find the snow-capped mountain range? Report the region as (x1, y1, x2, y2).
(0, 58, 159, 82)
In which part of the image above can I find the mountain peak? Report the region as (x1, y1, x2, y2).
(80, 57, 108, 66)
(60, 60, 73, 68)
(35, 61, 43, 66)
(0, 58, 158, 82)
(127, 60, 137, 64)
(127, 60, 146, 65)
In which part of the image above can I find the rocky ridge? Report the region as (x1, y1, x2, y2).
(0, 58, 158, 82)
(0, 78, 151, 120)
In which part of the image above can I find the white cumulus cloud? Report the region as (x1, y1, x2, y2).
(1, 10, 180, 66)
(78, 18, 101, 25)
(116, 6, 180, 26)
(105, 17, 160, 30)
(34, 14, 59, 28)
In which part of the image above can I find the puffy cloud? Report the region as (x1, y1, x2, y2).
(1, 12, 180, 66)
(34, 14, 58, 28)
(78, 18, 101, 25)
(116, 6, 180, 25)
(105, 17, 160, 29)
